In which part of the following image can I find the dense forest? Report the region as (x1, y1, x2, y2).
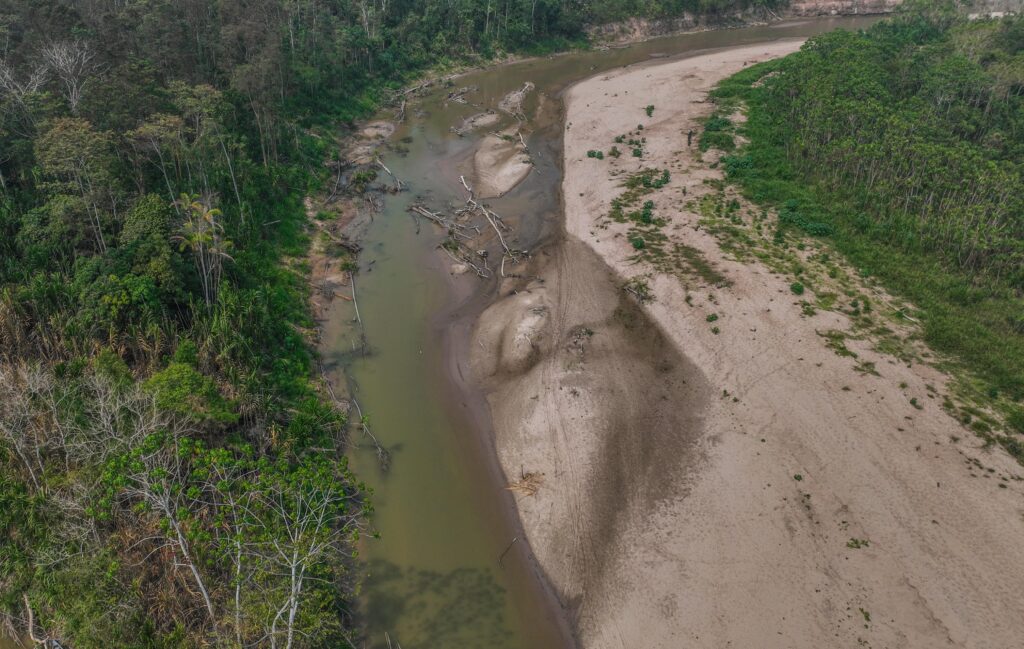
(0, 0, 791, 647)
(712, 1, 1024, 456)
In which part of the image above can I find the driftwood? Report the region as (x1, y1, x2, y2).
(498, 81, 534, 119)
(445, 85, 477, 104)
(316, 223, 362, 255)
(458, 175, 523, 276)
(398, 80, 432, 96)
(349, 271, 362, 328)
(375, 156, 405, 191)
(409, 203, 479, 239)
(441, 244, 491, 278)
(319, 357, 390, 470)
(409, 202, 492, 278)
(351, 395, 390, 470)
(497, 537, 519, 567)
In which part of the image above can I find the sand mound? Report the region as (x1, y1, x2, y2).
(472, 127, 532, 198)
(455, 110, 502, 135)
(347, 120, 395, 164)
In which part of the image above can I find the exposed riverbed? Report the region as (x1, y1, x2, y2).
(318, 16, 880, 649)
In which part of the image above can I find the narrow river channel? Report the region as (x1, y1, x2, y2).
(306, 15, 881, 649)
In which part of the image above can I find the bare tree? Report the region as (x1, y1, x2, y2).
(117, 425, 219, 629)
(0, 57, 48, 108)
(252, 463, 361, 649)
(42, 40, 98, 113)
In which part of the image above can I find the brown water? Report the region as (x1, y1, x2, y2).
(319, 16, 881, 649)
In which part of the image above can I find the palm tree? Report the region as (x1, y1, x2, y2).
(173, 194, 233, 309)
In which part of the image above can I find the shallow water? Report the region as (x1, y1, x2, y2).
(320, 15, 881, 649)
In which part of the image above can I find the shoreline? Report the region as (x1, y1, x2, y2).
(482, 38, 1024, 647)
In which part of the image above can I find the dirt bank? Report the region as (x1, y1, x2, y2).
(476, 40, 1024, 648)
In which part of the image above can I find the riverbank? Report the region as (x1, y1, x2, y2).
(475, 40, 1024, 647)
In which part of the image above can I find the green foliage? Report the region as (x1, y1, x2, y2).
(587, 149, 605, 159)
(700, 131, 735, 152)
(143, 362, 238, 424)
(790, 282, 805, 295)
(699, 114, 736, 152)
(119, 194, 172, 246)
(714, 12, 1024, 407)
(645, 104, 655, 117)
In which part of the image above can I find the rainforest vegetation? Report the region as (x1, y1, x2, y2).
(0, 0, 792, 646)
(712, 2, 1024, 456)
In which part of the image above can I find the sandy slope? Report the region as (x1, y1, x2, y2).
(476, 40, 1024, 649)
(472, 126, 533, 198)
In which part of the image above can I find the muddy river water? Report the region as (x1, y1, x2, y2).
(315, 15, 883, 649)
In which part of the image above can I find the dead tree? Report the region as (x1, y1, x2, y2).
(42, 40, 99, 113)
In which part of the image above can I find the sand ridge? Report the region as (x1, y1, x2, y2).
(478, 40, 1024, 648)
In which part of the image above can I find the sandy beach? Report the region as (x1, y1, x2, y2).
(474, 40, 1024, 648)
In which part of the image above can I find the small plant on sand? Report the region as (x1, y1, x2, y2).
(790, 281, 805, 295)
(846, 538, 870, 549)
(586, 149, 604, 160)
(609, 146, 621, 158)
(645, 104, 655, 117)
(706, 313, 719, 322)
(629, 235, 646, 250)
(711, 326, 720, 335)
(623, 277, 654, 303)
(632, 147, 643, 158)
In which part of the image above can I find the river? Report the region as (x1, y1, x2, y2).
(315, 14, 882, 649)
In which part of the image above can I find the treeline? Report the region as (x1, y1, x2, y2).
(713, 1, 1024, 446)
(745, 2, 1024, 285)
